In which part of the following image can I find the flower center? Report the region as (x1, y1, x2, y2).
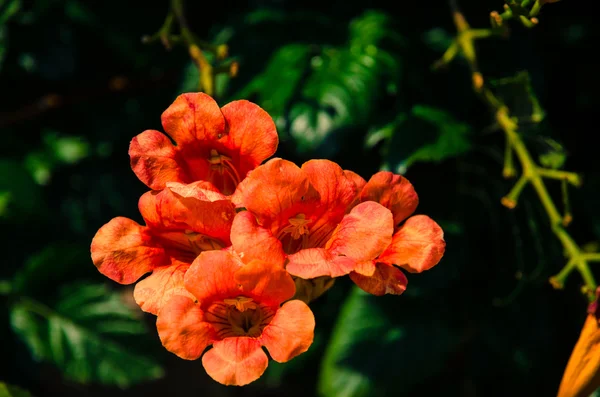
(208, 149, 241, 191)
(185, 230, 224, 255)
(276, 213, 312, 254)
(205, 296, 274, 338)
(279, 213, 311, 240)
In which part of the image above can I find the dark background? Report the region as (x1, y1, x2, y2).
(1, 0, 598, 396)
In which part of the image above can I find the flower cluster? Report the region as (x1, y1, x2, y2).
(91, 93, 446, 386)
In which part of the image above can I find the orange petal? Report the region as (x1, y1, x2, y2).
(349, 263, 408, 296)
(378, 215, 445, 273)
(184, 250, 244, 305)
(91, 217, 168, 284)
(344, 169, 367, 193)
(360, 171, 419, 225)
(261, 300, 315, 362)
(344, 169, 367, 209)
(230, 211, 285, 266)
(287, 202, 393, 278)
(138, 181, 235, 245)
(202, 337, 268, 386)
(230, 158, 320, 229)
(327, 201, 393, 262)
(133, 261, 194, 315)
(129, 129, 189, 190)
(353, 260, 377, 277)
(557, 314, 600, 397)
(221, 100, 278, 172)
(286, 248, 356, 278)
(301, 160, 360, 246)
(234, 259, 296, 306)
(157, 295, 214, 360)
(301, 160, 358, 215)
(161, 92, 225, 145)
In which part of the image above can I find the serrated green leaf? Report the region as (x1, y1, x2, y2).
(319, 287, 460, 397)
(0, 382, 34, 397)
(10, 282, 163, 388)
(233, 43, 312, 128)
(384, 105, 471, 173)
(237, 11, 402, 156)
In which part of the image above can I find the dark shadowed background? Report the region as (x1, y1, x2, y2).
(0, 0, 598, 396)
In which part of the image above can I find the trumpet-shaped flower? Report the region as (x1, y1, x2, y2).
(129, 93, 278, 195)
(557, 288, 600, 397)
(157, 214, 314, 386)
(348, 172, 446, 295)
(91, 181, 235, 314)
(231, 158, 394, 279)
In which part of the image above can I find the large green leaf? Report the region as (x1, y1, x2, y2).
(234, 43, 313, 128)
(380, 105, 472, 173)
(10, 282, 164, 388)
(318, 287, 460, 397)
(238, 11, 402, 156)
(0, 382, 33, 397)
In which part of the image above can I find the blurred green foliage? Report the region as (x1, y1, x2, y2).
(0, 0, 598, 396)
(0, 382, 33, 397)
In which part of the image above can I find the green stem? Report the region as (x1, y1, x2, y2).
(440, 1, 597, 300)
(537, 168, 581, 186)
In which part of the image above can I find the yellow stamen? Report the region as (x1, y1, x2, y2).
(282, 213, 311, 240)
(208, 149, 241, 185)
(223, 296, 257, 312)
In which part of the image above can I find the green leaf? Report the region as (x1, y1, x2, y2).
(234, 43, 312, 126)
(348, 10, 404, 50)
(238, 11, 402, 156)
(383, 105, 472, 173)
(0, 382, 34, 397)
(10, 282, 164, 388)
(318, 287, 460, 397)
(537, 137, 567, 169)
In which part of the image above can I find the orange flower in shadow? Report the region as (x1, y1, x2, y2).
(557, 288, 600, 397)
(129, 93, 278, 195)
(91, 181, 235, 314)
(231, 158, 394, 279)
(156, 226, 314, 386)
(348, 172, 446, 295)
